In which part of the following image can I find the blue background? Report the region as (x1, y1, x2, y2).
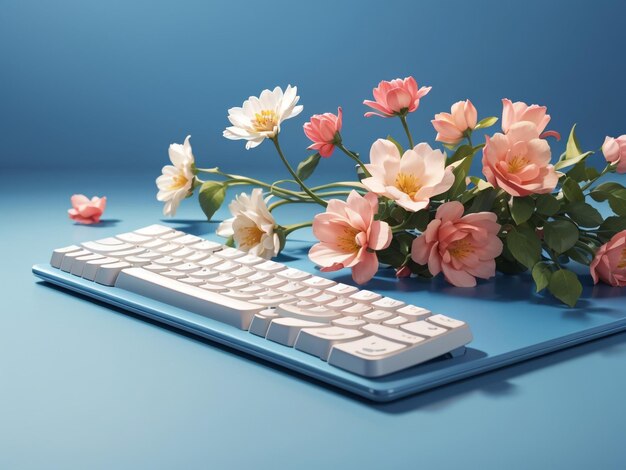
(3, 1, 626, 468)
(3, 0, 626, 176)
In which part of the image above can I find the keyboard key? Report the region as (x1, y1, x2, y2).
(69, 253, 104, 276)
(277, 282, 306, 294)
(248, 271, 272, 283)
(363, 310, 393, 323)
(190, 240, 223, 252)
(125, 256, 153, 267)
(108, 247, 146, 258)
(159, 231, 185, 240)
(266, 318, 326, 346)
(171, 247, 195, 258)
(174, 263, 201, 273)
(328, 336, 406, 376)
(115, 267, 263, 329)
(302, 276, 337, 289)
(295, 287, 322, 299)
(275, 303, 341, 323)
(189, 268, 218, 279)
(362, 324, 424, 345)
(82, 241, 134, 254)
(223, 279, 249, 290)
(428, 314, 465, 329)
(401, 321, 447, 338)
(326, 298, 354, 310)
(214, 247, 245, 259)
(116, 232, 152, 244)
(95, 237, 126, 246)
(326, 283, 359, 296)
(143, 239, 168, 249)
(81, 257, 119, 281)
(136, 252, 162, 260)
(276, 268, 311, 281)
(349, 290, 382, 303)
(160, 270, 186, 279)
(198, 256, 222, 268)
(222, 290, 257, 301)
(309, 293, 336, 305)
(255, 261, 286, 273)
(156, 244, 180, 254)
(341, 303, 372, 316)
(248, 309, 279, 337)
(154, 256, 181, 266)
(371, 297, 406, 311)
(236, 254, 265, 266)
(396, 305, 431, 321)
(231, 266, 255, 278)
(295, 327, 364, 360)
(199, 283, 228, 293)
(144, 263, 169, 273)
(174, 234, 204, 245)
(134, 224, 174, 236)
(260, 277, 288, 289)
(60, 249, 92, 272)
(186, 252, 210, 262)
(209, 274, 235, 284)
(95, 262, 131, 286)
(213, 261, 240, 273)
(382, 316, 408, 327)
(332, 316, 367, 329)
(250, 293, 296, 307)
(179, 277, 205, 286)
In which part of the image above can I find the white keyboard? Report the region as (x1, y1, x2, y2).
(48, 225, 473, 377)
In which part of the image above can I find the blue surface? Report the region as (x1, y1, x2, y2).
(2, 169, 626, 468)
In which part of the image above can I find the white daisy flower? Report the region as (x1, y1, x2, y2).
(156, 135, 195, 216)
(223, 85, 303, 149)
(216, 188, 280, 259)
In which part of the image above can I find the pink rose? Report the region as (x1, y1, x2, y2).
(411, 201, 503, 287)
(308, 191, 392, 284)
(363, 77, 431, 118)
(482, 122, 559, 197)
(431, 99, 478, 145)
(361, 139, 454, 212)
(590, 231, 626, 286)
(68, 194, 107, 224)
(303, 107, 343, 157)
(501, 98, 551, 134)
(602, 135, 626, 173)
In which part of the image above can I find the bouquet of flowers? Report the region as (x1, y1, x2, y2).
(156, 77, 626, 307)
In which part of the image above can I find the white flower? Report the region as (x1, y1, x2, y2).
(216, 188, 280, 259)
(223, 85, 303, 149)
(156, 135, 195, 216)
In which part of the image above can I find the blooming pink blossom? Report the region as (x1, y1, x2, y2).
(303, 107, 343, 157)
(68, 194, 107, 224)
(501, 98, 552, 134)
(431, 99, 478, 145)
(308, 191, 392, 284)
(482, 122, 559, 197)
(361, 139, 454, 212)
(363, 77, 431, 118)
(602, 135, 626, 173)
(590, 231, 626, 286)
(411, 201, 503, 287)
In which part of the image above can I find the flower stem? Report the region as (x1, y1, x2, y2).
(399, 115, 414, 149)
(310, 181, 365, 191)
(283, 221, 313, 235)
(268, 190, 361, 212)
(272, 137, 328, 207)
(336, 143, 371, 177)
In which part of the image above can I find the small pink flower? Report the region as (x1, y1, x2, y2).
(303, 107, 343, 157)
(431, 99, 478, 145)
(602, 135, 626, 173)
(361, 139, 454, 212)
(68, 194, 107, 224)
(482, 122, 559, 197)
(308, 191, 392, 284)
(590, 231, 626, 286)
(411, 201, 503, 287)
(363, 77, 431, 118)
(501, 98, 552, 134)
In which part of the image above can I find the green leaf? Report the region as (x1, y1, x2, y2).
(565, 202, 603, 228)
(561, 177, 584, 202)
(565, 247, 592, 265)
(590, 182, 626, 202)
(554, 151, 593, 170)
(390, 206, 407, 223)
(532, 261, 553, 293)
(446, 144, 474, 166)
(510, 197, 535, 224)
(468, 188, 497, 213)
(445, 156, 473, 200)
(296, 153, 321, 181)
(597, 216, 626, 241)
(543, 220, 579, 253)
(407, 210, 430, 232)
(608, 189, 626, 216)
(565, 124, 582, 159)
(506, 228, 541, 269)
(474, 116, 498, 130)
(198, 181, 226, 221)
(548, 269, 582, 307)
(565, 161, 589, 182)
(535, 194, 561, 216)
(386, 135, 404, 155)
(586, 166, 601, 180)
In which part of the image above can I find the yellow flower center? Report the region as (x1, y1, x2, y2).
(240, 225, 264, 248)
(168, 174, 189, 191)
(337, 226, 360, 253)
(395, 172, 421, 199)
(449, 238, 474, 260)
(252, 110, 278, 133)
(507, 155, 528, 174)
(618, 247, 626, 269)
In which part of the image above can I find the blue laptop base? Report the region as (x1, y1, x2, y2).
(32, 256, 626, 402)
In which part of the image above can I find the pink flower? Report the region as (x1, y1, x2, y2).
(303, 107, 343, 157)
(482, 122, 559, 197)
(602, 135, 626, 173)
(363, 77, 431, 118)
(590, 231, 626, 286)
(308, 191, 392, 284)
(431, 99, 478, 145)
(68, 194, 107, 224)
(411, 201, 503, 287)
(361, 139, 454, 212)
(501, 98, 552, 134)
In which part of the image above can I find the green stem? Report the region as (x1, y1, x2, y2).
(272, 137, 327, 207)
(336, 143, 370, 177)
(399, 115, 414, 149)
(283, 221, 313, 236)
(466, 134, 474, 147)
(268, 191, 362, 212)
(310, 181, 365, 191)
